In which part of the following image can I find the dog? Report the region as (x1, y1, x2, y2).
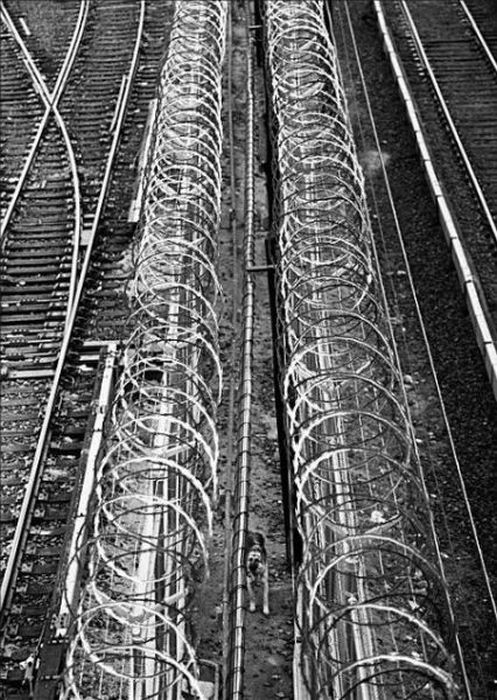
(245, 531, 269, 616)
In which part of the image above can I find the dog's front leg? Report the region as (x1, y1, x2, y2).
(262, 569, 270, 616)
(247, 574, 256, 612)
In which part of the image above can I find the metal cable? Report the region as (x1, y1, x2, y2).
(263, 1, 458, 697)
(64, 3, 227, 698)
(224, 15, 256, 698)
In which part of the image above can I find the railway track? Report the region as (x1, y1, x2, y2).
(0, 24, 43, 224)
(399, 0, 497, 245)
(331, 0, 497, 694)
(0, 344, 116, 697)
(379, 0, 497, 368)
(2, 0, 84, 91)
(2, 1, 497, 698)
(0, 0, 82, 226)
(0, 2, 177, 697)
(0, 1, 86, 368)
(0, 0, 146, 376)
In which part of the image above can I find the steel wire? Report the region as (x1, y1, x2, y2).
(264, 1, 458, 697)
(64, 3, 227, 698)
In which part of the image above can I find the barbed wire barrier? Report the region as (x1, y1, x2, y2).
(63, 3, 227, 698)
(264, 1, 458, 698)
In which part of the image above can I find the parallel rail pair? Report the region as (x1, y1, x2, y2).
(378, 0, 497, 399)
(1, 2, 146, 696)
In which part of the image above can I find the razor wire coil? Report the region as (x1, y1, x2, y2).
(64, 3, 227, 699)
(264, 1, 458, 698)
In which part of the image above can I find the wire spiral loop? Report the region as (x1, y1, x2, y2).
(64, 3, 227, 698)
(264, 1, 457, 697)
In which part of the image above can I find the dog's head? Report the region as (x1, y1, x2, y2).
(247, 546, 263, 575)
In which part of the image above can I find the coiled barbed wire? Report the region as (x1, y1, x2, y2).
(264, 1, 458, 698)
(64, 3, 227, 699)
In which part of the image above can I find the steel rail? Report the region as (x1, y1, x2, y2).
(225, 10, 256, 698)
(56, 342, 118, 638)
(0, 3, 84, 318)
(400, 0, 497, 249)
(0, 0, 89, 255)
(0, 0, 146, 623)
(355, 5, 497, 692)
(375, 2, 497, 400)
(459, 0, 497, 73)
(128, 97, 158, 223)
(338, 3, 475, 695)
(374, 0, 497, 636)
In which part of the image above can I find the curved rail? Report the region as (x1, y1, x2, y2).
(0, 0, 146, 631)
(398, 0, 497, 249)
(0, 0, 88, 271)
(63, 3, 226, 698)
(1, 3, 83, 317)
(263, 1, 458, 697)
